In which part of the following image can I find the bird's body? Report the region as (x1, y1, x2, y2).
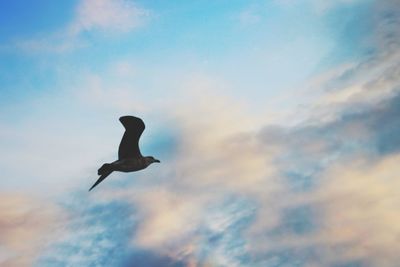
(107, 158, 155, 173)
(89, 116, 160, 191)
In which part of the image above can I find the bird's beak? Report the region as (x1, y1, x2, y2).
(154, 159, 161, 163)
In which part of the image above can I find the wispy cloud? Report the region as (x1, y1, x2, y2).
(15, 0, 151, 53)
(237, 6, 262, 26)
(15, 32, 89, 53)
(275, 0, 366, 14)
(70, 0, 150, 35)
(0, 194, 64, 267)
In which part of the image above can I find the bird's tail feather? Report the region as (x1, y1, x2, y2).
(90, 163, 114, 191)
(89, 170, 113, 191)
(98, 163, 112, 175)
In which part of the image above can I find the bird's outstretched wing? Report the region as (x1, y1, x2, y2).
(118, 116, 145, 160)
(89, 170, 112, 191)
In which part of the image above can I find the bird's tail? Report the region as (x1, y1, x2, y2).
(89, 170, 113, 191)
(98, 163, 113, 175)
(89, 163, 114, 191)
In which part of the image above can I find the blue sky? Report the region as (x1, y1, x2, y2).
(0, 1, 362, 105)
(1, 1, 400, 266)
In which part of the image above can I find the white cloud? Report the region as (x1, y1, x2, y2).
(237, 6, 262, 26)
(312, 0, 364, 14)
(15, 0, 151, 53)
(70, 0, 150, 35)
(247, 153, 400, 266)
(15, 32, 89, 53)
(312, 154, 400, 265)
(275, 0, 365, 15)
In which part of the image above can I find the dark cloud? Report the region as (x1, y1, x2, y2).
(123, 250, 186, 267)
(259, 87, 400, 193)
(279, 205, 316, 235)
(35, 192, 193, 267)
(36, 194, 137, 267)
(35, 192, 260, 267)
(323, 1, 374, 64)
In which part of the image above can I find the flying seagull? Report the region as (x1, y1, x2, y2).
(89, 116, 160, 191)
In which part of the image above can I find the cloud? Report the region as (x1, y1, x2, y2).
(248, 93, 400, 266)
(245, 1, 400, 258)
(237, 6, 262, 26)
(274, 0, 366, 15)
(3, 1, 400, 266)
(34, 192, 192, 267)
(70, 0, 150, 35)
(30, 2, 400, 263)
(312, 154, 400, 266)
(111, 1, 400, 265)
(15, 0, 150, 53)
(15, 33, 89, 53)
(36, 196, 137, 267)
(127, 86, 400, 266)
(312, 0, 365, 14)
(280, 0, 400, 127)
(0, 194, 64, 267)
(75, 70, 149, 113)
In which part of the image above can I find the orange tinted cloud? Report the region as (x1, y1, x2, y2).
(0, 194, 65, 267)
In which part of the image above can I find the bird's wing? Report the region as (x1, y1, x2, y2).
(89, 170, 112, 191)
(118, 116, 145, 160)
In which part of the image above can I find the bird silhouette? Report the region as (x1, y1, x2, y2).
(89, 116, 160, 191)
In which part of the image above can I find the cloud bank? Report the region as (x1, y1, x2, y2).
(2, 0, 399, 266)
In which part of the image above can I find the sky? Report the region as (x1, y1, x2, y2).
(0, 0, 399, 266)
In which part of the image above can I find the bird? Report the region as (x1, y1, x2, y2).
(89, 116, 160, 191)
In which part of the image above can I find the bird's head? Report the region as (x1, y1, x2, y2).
(144, 156, 161, 166)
